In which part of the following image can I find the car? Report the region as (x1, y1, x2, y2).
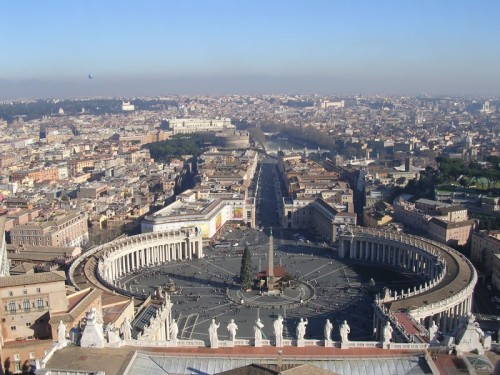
(232, 243, 239, 247)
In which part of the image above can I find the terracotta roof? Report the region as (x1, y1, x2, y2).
(428, 217, 475, 229)
(50, 287, 102, 324)
(0, 270, 66, 288)
(256, 266, 288, 278)
(9, 262, 36, 275)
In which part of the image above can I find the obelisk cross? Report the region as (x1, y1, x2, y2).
(268, 227, 274, 290)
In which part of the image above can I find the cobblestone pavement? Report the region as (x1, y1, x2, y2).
(118, 228, 414, 342)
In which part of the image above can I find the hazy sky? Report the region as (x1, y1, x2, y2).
(1, 0, 499, 98)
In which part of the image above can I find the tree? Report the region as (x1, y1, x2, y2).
(240, 245, 253, 290)
(458, 176, 469, 188)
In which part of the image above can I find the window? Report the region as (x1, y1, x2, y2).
(23, 289, 27, 295)
(23, 299, 30, 311)
(29, 352, 35, 359)
(36, 288, 41, 293)
(36, 298, 43, 308)
(8, 301, 16, 312)
(26, 322, 31, 327)
(8, 291, 13, 297)
(11, 326, 16, 330)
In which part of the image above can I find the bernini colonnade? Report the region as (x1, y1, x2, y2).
(339, 227, 477, 335)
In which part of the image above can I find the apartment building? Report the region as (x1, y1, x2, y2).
(0, 218, 9, 277)
(10, 212, 89, 247)
(10, 167, 59, 183)
(394, 197, 475, 246)
(167, 118, 234, 135)
(0, 272, 67, 374)
(471, 230, 500, 277)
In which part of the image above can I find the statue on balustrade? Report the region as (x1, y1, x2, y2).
(340, 320, 350, 343)
(382, 321, 393, 344)
(428, 320, 439, 344)
(227, 319, 238, 341)
(324, 319, 333, 342)
(120, 317, 132, 340)
(209, 318, 220, 348)
(170, 319, 179, 341)
(296, 318, 308, 341)
(254, 318, 264, 342)
(274, 315, 284, 347)
(57, 320, 67, 344)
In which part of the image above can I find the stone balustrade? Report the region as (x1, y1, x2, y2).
(112, 338, 427, 350)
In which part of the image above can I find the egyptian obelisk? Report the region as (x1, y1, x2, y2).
(267, 227, 274, 290)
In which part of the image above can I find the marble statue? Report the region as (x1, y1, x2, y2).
(340, 320, 350, 343)
(254, 318, 264, 342)
(209, 319, 220, 348)
(296, 318, 308, 341)
(324, 319, 333, 342)
(428, 320, 439, 344)
(227, 319, 238, 341)
(274, 315, 284, 347)
(170, 319, 179, 341)
(382, 321, 393, 344)
(80, 307, 106, 348)
(121, 317, 132, 340)
(455, 314, 485, 354)
(57, 320, 66, 344)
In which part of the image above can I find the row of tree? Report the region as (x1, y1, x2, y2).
(436, 157, 499, 189)
(143, 133, 216, 162)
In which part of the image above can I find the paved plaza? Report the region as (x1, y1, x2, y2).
(119, 227, 416, 343)
(118, 159, 417, 344)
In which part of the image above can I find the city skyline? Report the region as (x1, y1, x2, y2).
(2, 0, 500, 99)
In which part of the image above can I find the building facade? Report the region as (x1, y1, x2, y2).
(10, 212, 89, 247)
(142, 195, 255, 239)
(0, 218, 9, 277)
(167, 118, 234, 135)
(10, 168, 60, 183)
(470, 230, 500, 278)
(394, 198, 475, 246)
(282, 197, 356, 242)
(0, 271, 68, 345)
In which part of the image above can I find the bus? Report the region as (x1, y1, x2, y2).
(214, 242, 231, 249)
